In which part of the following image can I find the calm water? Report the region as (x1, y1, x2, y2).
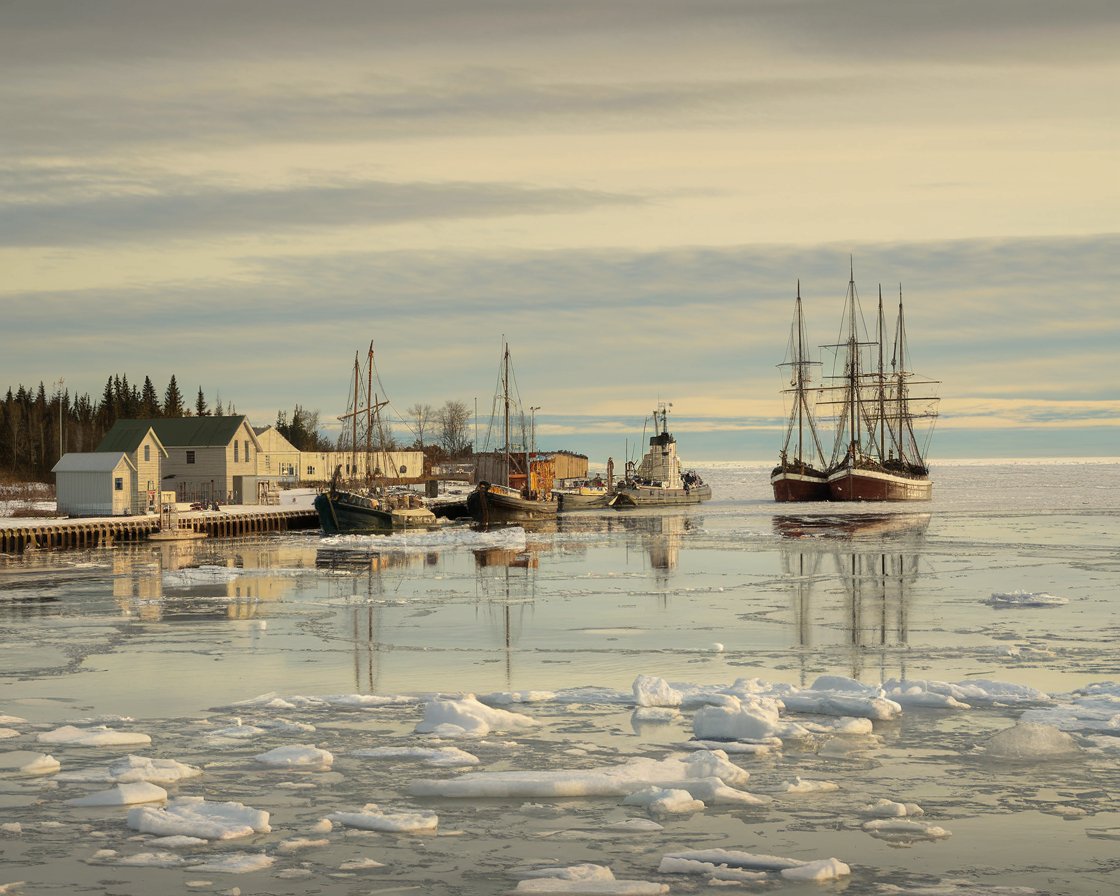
(2, 460, 1119, 894)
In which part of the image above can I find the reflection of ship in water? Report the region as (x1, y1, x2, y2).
(773, 511, 930, 540)
(778, 516, 925, 684)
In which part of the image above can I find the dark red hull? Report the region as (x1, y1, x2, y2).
(771, 468, 830, 502)
(827, 465, 932, 502)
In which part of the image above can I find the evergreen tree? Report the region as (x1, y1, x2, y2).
(140, 376, 160, 417)
(195, 387, 209, 416)
(163, 375, 184, 417)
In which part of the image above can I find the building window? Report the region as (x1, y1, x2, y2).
(307, 465, 315, 477)
(144, 444, 150, 462)
(234, 442, 239, 462)
(114, 477, 123, 491)
(186, 450, 195, 464)
(245, 440, 250, 463)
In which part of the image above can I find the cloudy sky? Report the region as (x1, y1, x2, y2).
(3, 0, 1118, 462)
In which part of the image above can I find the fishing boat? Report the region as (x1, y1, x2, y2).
(820, 268, 939, 502)
(556, 461, 615, 512)
(315, 467, 438, 534)
(467, 341, 558, 525)
(610, 404, 711, 508)
(314, 343, 439, 533)
(772, 282, 830, 501)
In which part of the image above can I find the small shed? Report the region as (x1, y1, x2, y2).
(52, 452, 138, 517)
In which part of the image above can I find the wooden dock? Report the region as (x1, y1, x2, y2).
(0, 508, 319, 555)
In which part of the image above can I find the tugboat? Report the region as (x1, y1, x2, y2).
(610, 403, 710, 508)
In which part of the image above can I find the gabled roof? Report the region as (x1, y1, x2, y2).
(98, 416, 261, 451)
(95, 420, 169, 456)
(53, 451, 136, 473)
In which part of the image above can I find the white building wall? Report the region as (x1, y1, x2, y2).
(56, 459, 135, 517)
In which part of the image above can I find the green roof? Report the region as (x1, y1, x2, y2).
(98, 416, 257, 451)
(96, 420, 167, 455)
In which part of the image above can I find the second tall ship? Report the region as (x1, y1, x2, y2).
(773, 267, 940, 503)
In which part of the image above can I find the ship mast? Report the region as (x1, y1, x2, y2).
(877, 286, 887, 463)
(846, 261, 860, 463)
(503, 340, 511, 489)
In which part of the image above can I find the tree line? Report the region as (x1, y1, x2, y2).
(1, 373, 476, 483)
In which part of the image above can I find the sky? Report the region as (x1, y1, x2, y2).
(2, 0, 1118, 464)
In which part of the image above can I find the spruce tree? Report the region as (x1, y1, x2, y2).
(195, 387, 209, 416)
(163, 375, 184, 417)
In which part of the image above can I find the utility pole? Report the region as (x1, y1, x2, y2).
(55, 377, 65, 458)
(529, 406, 540, 453)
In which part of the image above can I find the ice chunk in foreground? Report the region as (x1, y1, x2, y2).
(514, 863, 668, 894)
(127, 796, 270, 840)
(351, 745, 479, 767)
(254, 744, 334, 769)
(860, 798, 924, 818)
(780, 857, 850, 881)
(410, 750, 750, 800)
(37, 725, 151, 747)
(987, 590, 1069, 607)
(416, 693, 537, 737)
(692, 695, 783, 740)
(783, 777, 839, 794)
(57, 755, 201, 785)
(190, 852, 274, 874)
(19, 753, 61, 776)
(633, 674, 682, 708)
(327, 803, 438, 833)
(659, 848, 805, 873)
(982, 722, 1081, 760)
(622, 787, 704, 816)
(66, 782, 167, 807)
(863, 818, 951, 840)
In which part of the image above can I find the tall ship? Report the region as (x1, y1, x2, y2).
(314, 343, 438, 534)
(611, 403, 711, 508)
(467, 341, 559, 525)
(772, 282, 830, 501)
(820, 268, 940, 501)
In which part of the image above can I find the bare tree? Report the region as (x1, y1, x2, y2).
(406, 402, 435, 448)
(437, 400, 472, 456)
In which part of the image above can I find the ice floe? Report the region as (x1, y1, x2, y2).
(253, 744, 334, 769)
(513, 863, 668, 894)
(127, 796, 271, 840)
(37, 725, 151, 747)
(410, 749, 752, 800)
(980, 722, 1082, 760)
(415, 693, 538, 737)
(56, 755, 201, 785)
(658, 848, 849, 883)
(17, 753, 60, 776)
(350, 745, 480, 767)
(863, 818, 952, 840)
(327, 803, 439, 832)
(65, 782, 167, 806)
(987, 590, 1069, 607)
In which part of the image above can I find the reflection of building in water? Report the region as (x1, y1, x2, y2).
(111, 540, 315, 621)
(777, 512, 927, 684)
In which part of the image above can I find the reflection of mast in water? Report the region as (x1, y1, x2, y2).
(782, 545, 826, 688)
(836, 550, 918, 681)
(473, 548, 536, 689)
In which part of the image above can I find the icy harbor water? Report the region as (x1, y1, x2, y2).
(1, 459, 1119, 895)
